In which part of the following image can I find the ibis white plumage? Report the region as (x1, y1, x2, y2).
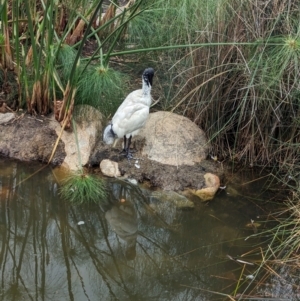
(103, 67, 154, 158)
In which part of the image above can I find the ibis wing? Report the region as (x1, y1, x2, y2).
(112, 103, 149, 138)
(116, 90, 143, 110)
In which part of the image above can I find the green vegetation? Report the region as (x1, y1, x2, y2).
(3, 0, 145, 204)
(76, 65, 127, 116)
(4, 0, 299, 169)
(4, 0, 145, 122)
(58, 117, 107, 204)
(59, 171, 107, 204)
(128, 0, 300, 171)
(2, 0, 300, 297)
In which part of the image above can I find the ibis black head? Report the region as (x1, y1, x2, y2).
(143, 67, 154, 87)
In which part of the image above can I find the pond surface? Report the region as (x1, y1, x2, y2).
(0, 158, 278, 301)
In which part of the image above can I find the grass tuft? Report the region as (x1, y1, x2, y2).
(60, 171, 107, 204)
(76, 65, 127, 116)
(55, 43, 77, 81)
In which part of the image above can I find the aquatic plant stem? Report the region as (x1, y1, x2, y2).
(48, 112, 70, 164)
(95, 42, 286, 60)
(71, 118, 83, 173)
(233, 264, 246, 297)
(180, 285, 235, 301)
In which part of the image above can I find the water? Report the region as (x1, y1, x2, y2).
(0, 158, 276, 301)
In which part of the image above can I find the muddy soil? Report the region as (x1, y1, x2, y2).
(89, 140, 223, 191)
(0, 114, 66, 165)
(0, 114, 223, 191)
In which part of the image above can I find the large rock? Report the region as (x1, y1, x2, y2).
(138, 111, 208, 166)
(49, 105, 104, 170)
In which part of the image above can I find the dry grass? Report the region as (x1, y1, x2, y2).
(141, 0, 300, 171)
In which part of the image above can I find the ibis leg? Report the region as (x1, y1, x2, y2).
(122, 136, 127, 153)
(120, 135, 134, 159)
(126, 136, 133, 159)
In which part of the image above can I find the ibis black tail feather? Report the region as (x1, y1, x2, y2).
(103, 123, 116, 145)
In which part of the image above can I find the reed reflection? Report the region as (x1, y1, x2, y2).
(0, 159, 265, 301)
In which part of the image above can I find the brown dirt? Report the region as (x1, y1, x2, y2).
(0, 113, 224, 192)
(0, 114, 66, 165)
(89, 139, 224, 191)
(0, 69, 19, 110)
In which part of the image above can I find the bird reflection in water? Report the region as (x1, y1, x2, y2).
(105, 198, 138, 260)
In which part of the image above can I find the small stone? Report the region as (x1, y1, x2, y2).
(0, 113, 15, 124)
(100, 159, 121, 177)
(77, 221, 85, 225)
(226, 186, 239, 196)
(189, 173, 220, 201)
(127, 178, 138, 185)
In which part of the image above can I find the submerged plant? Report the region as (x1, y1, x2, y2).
(60, 172, 107, 204)
(58, 118, 106, 204)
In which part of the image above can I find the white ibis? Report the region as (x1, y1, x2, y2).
(103, 67, 154, 159)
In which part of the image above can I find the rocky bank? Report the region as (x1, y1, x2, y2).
(0, 106, 223, 201)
